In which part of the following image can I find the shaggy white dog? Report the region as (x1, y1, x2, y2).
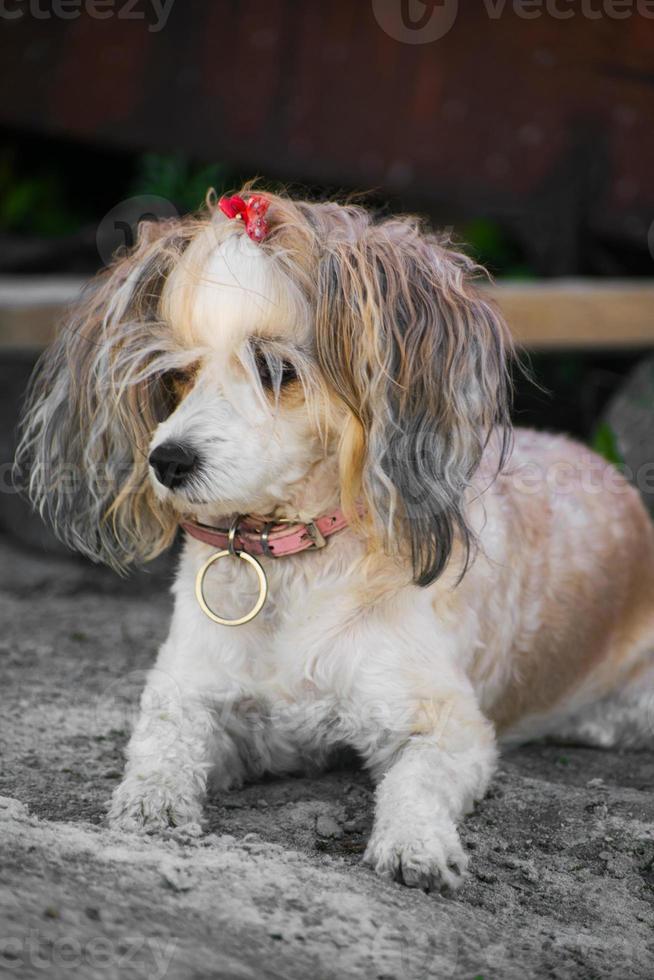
(17, 188, 654, 891)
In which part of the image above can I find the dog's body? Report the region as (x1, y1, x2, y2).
(17, 189, 654, 890)
(109, 427, 654, 889)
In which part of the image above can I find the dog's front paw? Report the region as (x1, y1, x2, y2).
(363, 817, 468, 892)
(107, 775, 204, 837)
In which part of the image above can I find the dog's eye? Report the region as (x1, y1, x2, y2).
(254, 349, 297, 390)
(162, 367, 194, 391)
(280, 361, 298, 386)
(161, 366, 196, 413)
(165, 368, 192, 386)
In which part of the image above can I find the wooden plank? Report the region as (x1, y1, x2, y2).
(0, 278, 85, 351)
(491, 281, 654, 349)
(0, 278, 652, 351)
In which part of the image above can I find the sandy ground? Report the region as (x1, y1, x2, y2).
(1, 535, 653, 980)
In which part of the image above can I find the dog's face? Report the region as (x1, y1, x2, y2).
(147, 227, 331, 518)
(16, 189, 513, 585)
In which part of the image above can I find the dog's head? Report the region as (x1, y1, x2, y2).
(16, 188, 513, 584)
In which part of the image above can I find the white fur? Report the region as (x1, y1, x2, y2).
(109, 526, 498, 889)
(24, 209, 652, 893)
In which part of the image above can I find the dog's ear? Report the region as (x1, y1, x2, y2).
(14, 219, 190, 572)
(315, 217, 513, 586)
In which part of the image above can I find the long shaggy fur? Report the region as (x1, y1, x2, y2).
(17, 192, 512, 585)
(313, 212, 513, 584)
(15, 186, 654, 894)
(15, 219, 197, 570)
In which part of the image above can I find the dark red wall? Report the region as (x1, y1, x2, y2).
(2, 0, 653, 266)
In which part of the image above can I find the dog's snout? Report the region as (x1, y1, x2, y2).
(149, 442, 198, 489)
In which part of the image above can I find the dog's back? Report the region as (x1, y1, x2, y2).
(471, 427, 654, 744)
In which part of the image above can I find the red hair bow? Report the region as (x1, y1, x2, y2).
(218, 194, 270, 242)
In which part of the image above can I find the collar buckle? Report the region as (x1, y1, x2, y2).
(305, 520, 327, 549)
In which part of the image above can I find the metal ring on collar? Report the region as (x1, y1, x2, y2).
(195, 548, 268, 627)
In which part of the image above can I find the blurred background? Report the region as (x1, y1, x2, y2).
(1, 0, 653, 559)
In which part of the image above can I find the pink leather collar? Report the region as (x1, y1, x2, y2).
(181, 507, 350, 559)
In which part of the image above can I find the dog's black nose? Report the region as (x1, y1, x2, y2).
(149, 442, 198, 488)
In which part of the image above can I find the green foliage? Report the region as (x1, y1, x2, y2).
(0, 150, 81, 236)
(0, 145, 234, 237)
(591, 422, 624, 467)
(462, 218, 535, 279)
(131, 153, 232, 213)
(554, 354, 584, 386)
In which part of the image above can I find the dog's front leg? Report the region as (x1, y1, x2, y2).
(350, 624, 496, 891)
(107, 629, 244, 835)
